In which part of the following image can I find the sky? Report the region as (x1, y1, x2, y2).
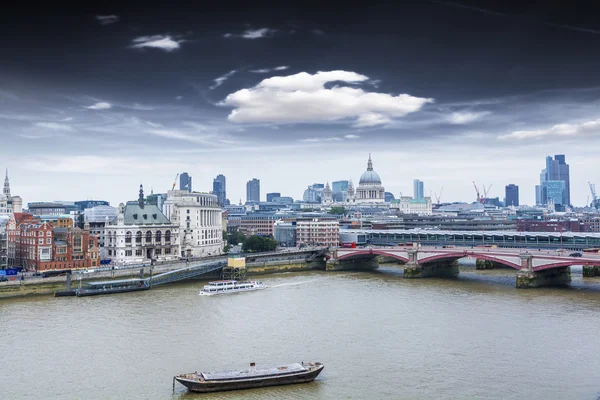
(2, 1, 600, 207)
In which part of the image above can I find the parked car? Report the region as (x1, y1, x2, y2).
(569, 252, 582, 257)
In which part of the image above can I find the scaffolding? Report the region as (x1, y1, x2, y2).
(221, 254, 246, 280)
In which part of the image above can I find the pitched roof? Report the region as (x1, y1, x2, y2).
(123, 202, 172, 225)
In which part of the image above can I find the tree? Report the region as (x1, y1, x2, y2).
(328, 206, 346, 215)
(242, 235, 278, 253)
(227, 230, 246, 245)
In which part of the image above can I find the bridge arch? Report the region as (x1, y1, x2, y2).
(418, 252, 522, 270)
(337, 249, 409, 263)
(533, 260, 599, 272)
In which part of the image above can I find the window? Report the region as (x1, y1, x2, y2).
(155, 231, 162, 243)
(39, 238, 43, 244)
(146, 231, 152, 243)
(125, 231, 132, 244)
(156, 249, 162, 255)
(46, 238, 51, 244)
(165, 231, 171, 243)
(136, 231, 142, 244)
(39, 231, 44, 237)
(46, 231, 51, 236)
(135, 249, 142, 256)
(74, 236, 82, 252)
(165, 248, 171, 255)
(125, 250, 132, 257)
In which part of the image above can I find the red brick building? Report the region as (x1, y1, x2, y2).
(7, 217, 100, 271)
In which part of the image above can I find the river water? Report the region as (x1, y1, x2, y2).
(2, 265, 600, 400)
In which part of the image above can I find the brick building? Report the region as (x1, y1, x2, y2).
(7, 216, 100, 271)
(296, 218, 340, 247)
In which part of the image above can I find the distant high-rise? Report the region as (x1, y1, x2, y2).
(213, 174, 226, 206)
(332, 180, 349, 194)
(266, 192, 281, 202)
(413, 179, 424, 200)
(505, 184, 519, 207)
(536, 155, 570, 207)
(180, 172, 192, 192)
(246, 178, 260, 203)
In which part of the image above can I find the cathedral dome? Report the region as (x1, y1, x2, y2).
(359, 155, 382, 185)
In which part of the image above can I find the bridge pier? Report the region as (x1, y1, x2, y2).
(326, 257, 379, 271)
(582, 266, 600, 277)
(403, 260, 459, 279)
(515, 254, 571, 288)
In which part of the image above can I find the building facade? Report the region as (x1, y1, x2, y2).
(246, 178, 260, 203)
(213, 174, 227, 207)
(7, 219, 100, 271)
(393, 196, 433, 216)
(163, 190, 223, 258)
(273, 220, 297, 247)
(104, 186, 180, 264)
(536, 155, 570, 207)
(505, 184, 519, 207)
(266, 192, 281, 202)
(239, 213, 277, 236)
(296, 219, 340, 247)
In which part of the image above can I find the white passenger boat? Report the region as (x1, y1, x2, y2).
(199, 280, 266, 296)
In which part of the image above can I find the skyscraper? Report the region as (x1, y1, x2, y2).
(413, 179, 424, 200)
(213, 174, 226, 207)
(505, 184, 519, 206)
(179, 172, 192, 192)
(536, 155, 570, 207)
(246, 178, 260, 203)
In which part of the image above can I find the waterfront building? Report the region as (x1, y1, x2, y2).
(273, 220, 297, 247)
(296, 218, 340, 247)
(413, 179, 424, 200)
(83, 205, 118, 254)
(7, 217, 100, 271)
(239, 213, 277, 236)
(104, 185, 180, 264)
(163, 189, 223, 258)
(505, 184, 519, 207)
(180, 172, 192, 192)
(246, 178, 260, 203)
(354, 155, 386, 204)
(213, 174, 226, 207)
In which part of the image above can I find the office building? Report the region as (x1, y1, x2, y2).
(246, 178, 260, 203)
(266, 192, 281, 202)
(505, 184, 519, 207)
(213, 174, 226, 207)
(413, 179, 424, 200)
(536, 155, 570, 207)
(180, 172, 192, 192)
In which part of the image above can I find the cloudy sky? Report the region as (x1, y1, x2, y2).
(2, 2, 600, 207)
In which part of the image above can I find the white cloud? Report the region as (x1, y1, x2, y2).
(131, 35, 182, 51)
(220, 70, 433, 127)
(34, 122, 73, 131)
(146, 129, 218, 144)
(175, 96, 183, 100)
(242, 28, 275, 39)
(96, 15, 119, 25)
(87, 102, 112, 110)
(344, 134, 360, 139)
(300, 137, 343, 143)
(499, 118, 600, 140)
(210, 70, 237, 90)
(250, 66, 290, 73)
(448, 111, 490, 124)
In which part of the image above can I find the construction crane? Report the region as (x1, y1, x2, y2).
(434, 186, 444, 205)
(472, 181, 481, 203)
(172, 173, 179, 190)
(589, 182, 598, 209)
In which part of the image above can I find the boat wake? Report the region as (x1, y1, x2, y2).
(269, 280, 317, 288)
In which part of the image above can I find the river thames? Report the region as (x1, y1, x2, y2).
(2, 266, 600, 400)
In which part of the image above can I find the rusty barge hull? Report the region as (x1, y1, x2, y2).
(175, 364, 323, 393)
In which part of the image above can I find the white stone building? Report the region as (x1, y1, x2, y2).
(392, 196, 433, 216)
(162, 190, 223, 258)
(296, 218, 340, 247)
(354, 155, 386, 204)
(104, 186, 180, 264)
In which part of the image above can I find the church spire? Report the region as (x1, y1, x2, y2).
(367, 154, 373, 171)
(3, 168, 10, 198)
(138, 184, 145, 208)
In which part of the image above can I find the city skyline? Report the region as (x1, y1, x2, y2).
(2, 3, 600, 206)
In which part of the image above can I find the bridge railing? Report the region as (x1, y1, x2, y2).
(150, 260, 227, 286)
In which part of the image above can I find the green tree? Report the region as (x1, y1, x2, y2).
(227, 230, 246, 245)
(242, 235, 278, 253)
(328, 206, 346, 215)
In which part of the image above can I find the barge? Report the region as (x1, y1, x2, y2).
(75, 278, 150, 296)
(174, 362, 323, 393)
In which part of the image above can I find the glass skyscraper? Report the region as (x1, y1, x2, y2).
(535, 155, 570, 207)
(246, 178, 260, 203)
(413, 179, 424, 200)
